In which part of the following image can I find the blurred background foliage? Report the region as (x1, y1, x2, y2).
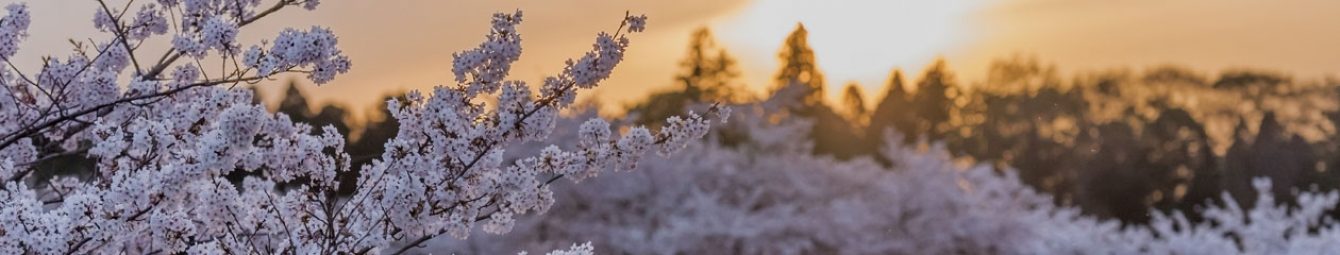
(248, 25, 1340, 225)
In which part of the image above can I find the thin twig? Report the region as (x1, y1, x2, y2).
(96, 0, 144, 74)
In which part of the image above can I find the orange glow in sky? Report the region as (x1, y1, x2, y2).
(7, 0, 1340, 119)
(717, 0, 987, 102)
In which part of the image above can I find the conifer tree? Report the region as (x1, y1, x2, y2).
(912, 59, 957, 140)
(841, 83, 867, 122)
(868, 69, 918, 143)
(774, 24, 826, 104)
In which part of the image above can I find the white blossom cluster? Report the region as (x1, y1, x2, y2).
(1134, 179, 1340, 254)
(452, 11, 524, 97)
(127, 4, 170, 40)
(0, 1, 713, 254)
(2, 87, 352, 254)
(93, 3, 168, 42)
(0, 3, 29, 60)
(242, 26, 350, 84)
(0, 0, 352, 253)
(337, 10, 723, 253)
(625, 14, 647, 33)
(167, 0, 255, 57)
(517, 242, 595, 255)
(1, 0, 343, 172)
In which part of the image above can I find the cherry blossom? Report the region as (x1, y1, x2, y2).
(0, 1, 708, 254)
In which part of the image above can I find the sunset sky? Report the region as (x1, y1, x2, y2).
(10, 0, 1340, 119)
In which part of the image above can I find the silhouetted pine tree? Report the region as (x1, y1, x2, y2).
(771, 24, 862, 159)
(867, 69, 917, 145)
(911, 59, 957, 141)
(841, 83, 868, 123)
(774, 24, 825, 105)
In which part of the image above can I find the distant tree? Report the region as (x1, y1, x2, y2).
(312, 105, 351, 136)
(628, 27, 741, 127)
(272, 82, 350, 137)
(1090, 70, 1132, 97)
(867, 70, 918, 145)
(343, 93, 404, 194)
(953, 86, 1087, 203)
(676, 27, 743, 102)
(1213, 70, 1289, 89)
(277, 82, 313, 119)
(1067, 106, 1221, 223)
(985, 54, 1060, 92)
(1317, 100, 1340, 193)
(767, 24, 861, 159)
(774, 24, 825, 104)
(1141, 108, 1217, 215)
(1142, 65, 1207, 86)
(1223, 112, 1317, 205)
(841, 83, 867, 122)
(1076, 123, 1151, 222)
(911, 59, 957, 140)
(1224, 118, 1255, 203)
(802, 104, 864, 159)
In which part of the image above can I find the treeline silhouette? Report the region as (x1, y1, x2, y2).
(270, 25, 1340, 225)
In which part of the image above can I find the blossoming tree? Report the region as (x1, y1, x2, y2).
(436, 87, 1340, 254)
(0, 1, 718, 254)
